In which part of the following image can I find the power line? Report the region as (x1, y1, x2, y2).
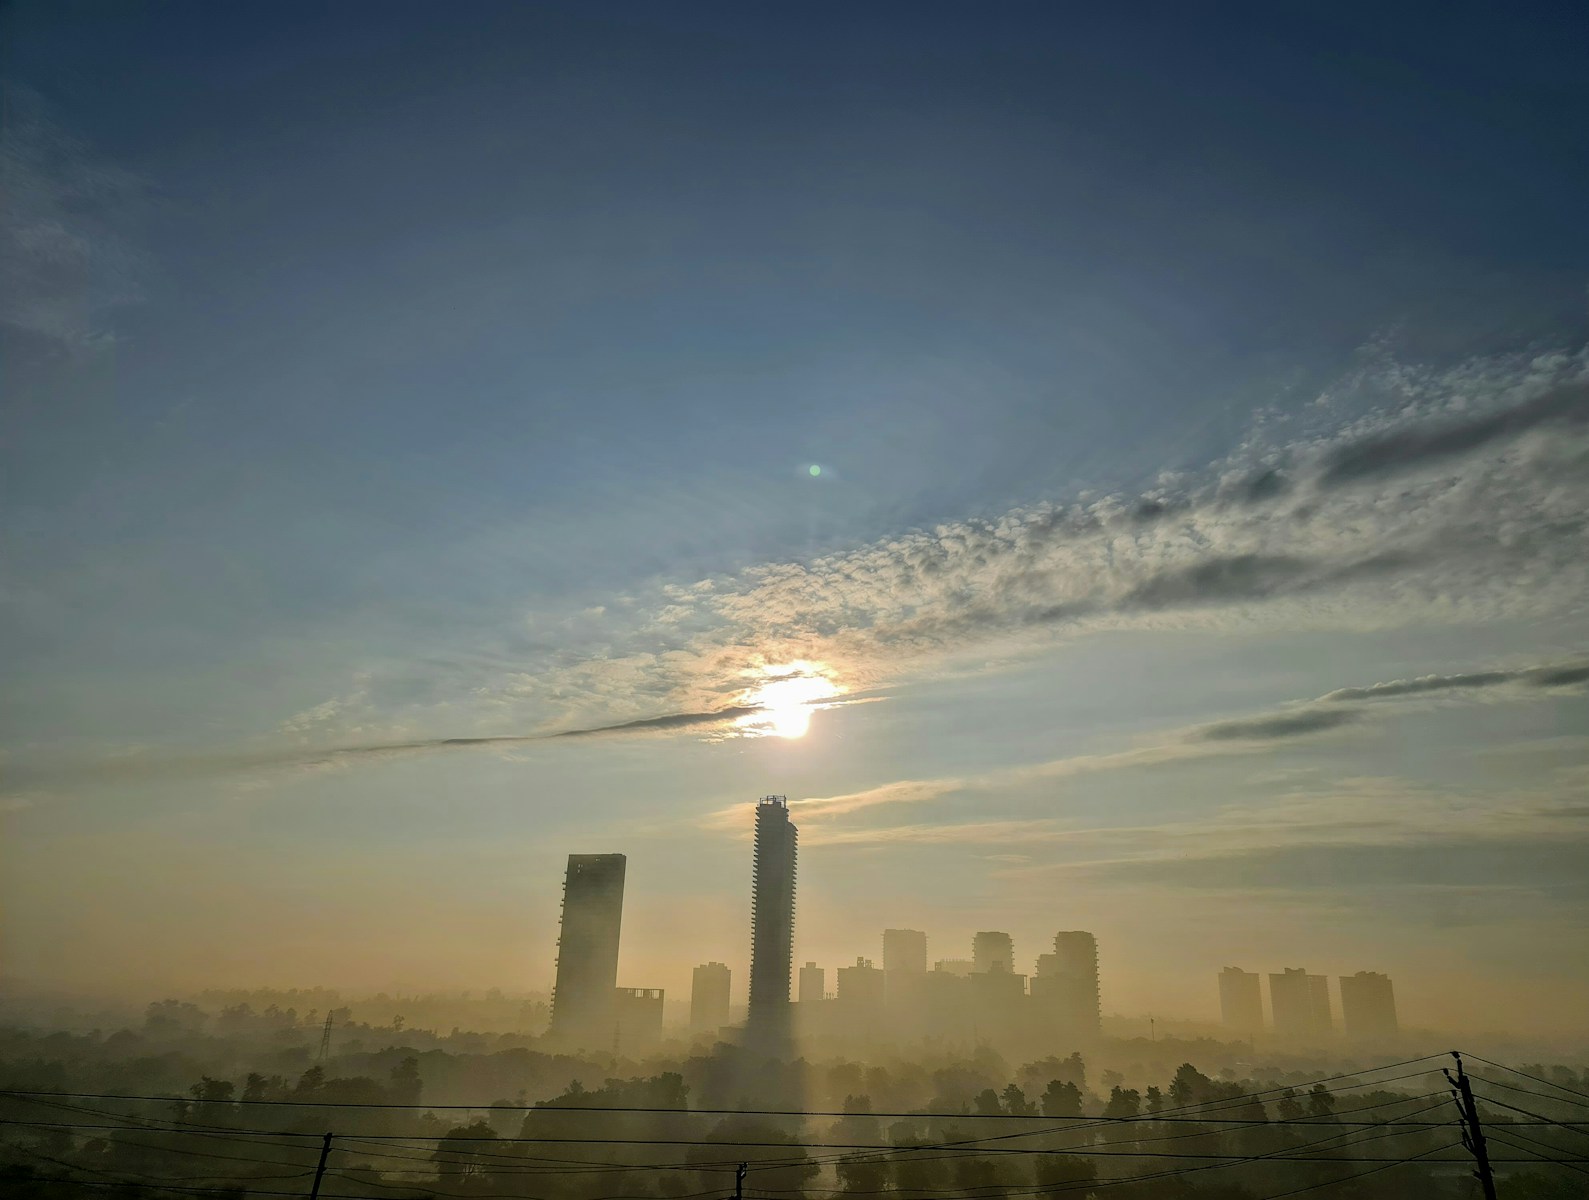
(1465, 1055, 1589, 1104)
(1465, 1073, 1589, 1113)
(1485, 1129, 1589, 1179)
(1253, 1140, 1461, 1198)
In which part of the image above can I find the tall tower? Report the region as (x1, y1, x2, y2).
(1339, 971, 1398, 1042)
(748, 795, 797, 1048)
(1218, 967, 1264, 1038)
(1269, 967, 1332, 1041)
(1049, 931, 1101, 1037)
(691, 962, 732, 1033)
(549, 854, 626, 1049)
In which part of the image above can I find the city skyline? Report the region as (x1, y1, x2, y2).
(3, 2, 1587, 1044)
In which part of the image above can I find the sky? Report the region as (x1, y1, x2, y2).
(2, 1, 1587, 1038)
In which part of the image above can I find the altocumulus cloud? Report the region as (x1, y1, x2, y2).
(457, 345, 1589, 731)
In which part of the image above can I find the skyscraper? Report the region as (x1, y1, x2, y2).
(1219, 967, 1264, 1037)
(1269, 968, 1332, 1041)
(973, 931, 1014, 973)
(691, 962, 731, 1032)
(883, 929, 928, 974)
(748, 795, 797, 1047)
(1339, 971, 1398, 1042)
(549, 853, 626, 1048)
(1033, 931, 1101, 1037)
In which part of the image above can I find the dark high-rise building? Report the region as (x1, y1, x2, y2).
(748, 795, 797, 1046)
(1032, 931, 1101, 1037)
(1269, 968, 1332, 1041)
(1339, 971, 1398, 1042)
(1219, 967, 1264, 1037)
(691, 962, 731, 1032)
(550, 853, 627, 1048)
(973, 931, 1014, 974)
(883, 929, 928, 974)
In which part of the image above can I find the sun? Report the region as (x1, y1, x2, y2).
(734, 662, 843, 739)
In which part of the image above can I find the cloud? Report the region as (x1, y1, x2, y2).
(1194, 708, 1361, 742)
(719, 653, 1589, 830)
(1319, 661, 1589, 703)
(473, 343, 1588, 731)
(1317, 383, 1589, 488)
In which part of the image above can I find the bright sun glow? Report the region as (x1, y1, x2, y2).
(735, 662, 843, 739)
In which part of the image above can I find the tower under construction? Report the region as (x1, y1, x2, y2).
(549, 853, 627, 1049)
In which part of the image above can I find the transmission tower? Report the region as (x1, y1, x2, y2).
(316, 1012, 333, 1063)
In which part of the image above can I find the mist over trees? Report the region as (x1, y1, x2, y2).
(3, 992, 1586, 1199)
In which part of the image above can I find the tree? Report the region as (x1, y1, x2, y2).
(1306, 1083, 1335, 1118)
(1103, 1087, 1141, 1119)
(432, 1120, 499, 1179)
(1034, 1154, 1097, 1199)
(1169, 1063, 1214, 1107)
(973, 1088, 1004, 1116)
(1040, 1080, 1083, 1118)
(1145, 1086, 1164, 1114)
(1275, 1087, 1304, 1122)
(389, 1056, 422, 1105)
(1001, 1084, 1036, 1117)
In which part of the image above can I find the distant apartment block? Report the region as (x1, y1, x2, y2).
(1218, 967, 1264, 1038)
(973, 931, 1014, 974)
(690, 962, 731, 1032)
(1269, 968, 1332, 1041)
(883, 928, 928, 974)
(1339, 971, 1398, 1042)
(799, 961, 826, 1004)
(549, 853, 626, 1049)
(613, 987, 663, 1053)
(934, 958, 975, 977)
(1032, 931, 1101, 1038)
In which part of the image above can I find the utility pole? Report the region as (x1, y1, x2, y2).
(317, 1013, 333, 1063)
(1444, 1051, 1498, 1200)
(308, 1133, 334, 1200)
(734, 1161, 747, 1200)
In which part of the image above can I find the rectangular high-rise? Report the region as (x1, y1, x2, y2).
(748, 796, 797, 1047)
(883, 929, 928, 974)
(1032, 931, 1101, 1038)
(691, 962, 731, 1032)
(1219, 967, 1264, 1037)
(1339, 971, 1398, 1042)
(550, 853, 626, 1049)
(799, 961, 825, 1005)
(973, 931, 1014, 974)
(1269, 968, 1332, 1041)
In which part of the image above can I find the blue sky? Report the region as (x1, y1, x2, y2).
(2, 2, 1587, 1037)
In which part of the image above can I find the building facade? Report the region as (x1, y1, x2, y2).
(1219, 967, 1264, 1038)
(691, 962, 731, 1033)
(883, 928, 928, 974)
(549, 853, 627, 1049)
(613, 987, 663, 1053)
(1033, 931, 1101, 1038)
(748, 795, 798, 1047)
(973, 931, 1014, 974)
(1339, 971, 1398, 1042)
(1269, 967, 1332, 1041)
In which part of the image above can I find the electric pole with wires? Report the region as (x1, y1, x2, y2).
(1445, 1050, 1498, 1200)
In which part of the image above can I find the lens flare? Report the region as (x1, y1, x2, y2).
(735, 662, 842, 739)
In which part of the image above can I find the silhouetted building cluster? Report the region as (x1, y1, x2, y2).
(1218, 965, 1399, 1044)
(545, 795, 1399, 1059)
